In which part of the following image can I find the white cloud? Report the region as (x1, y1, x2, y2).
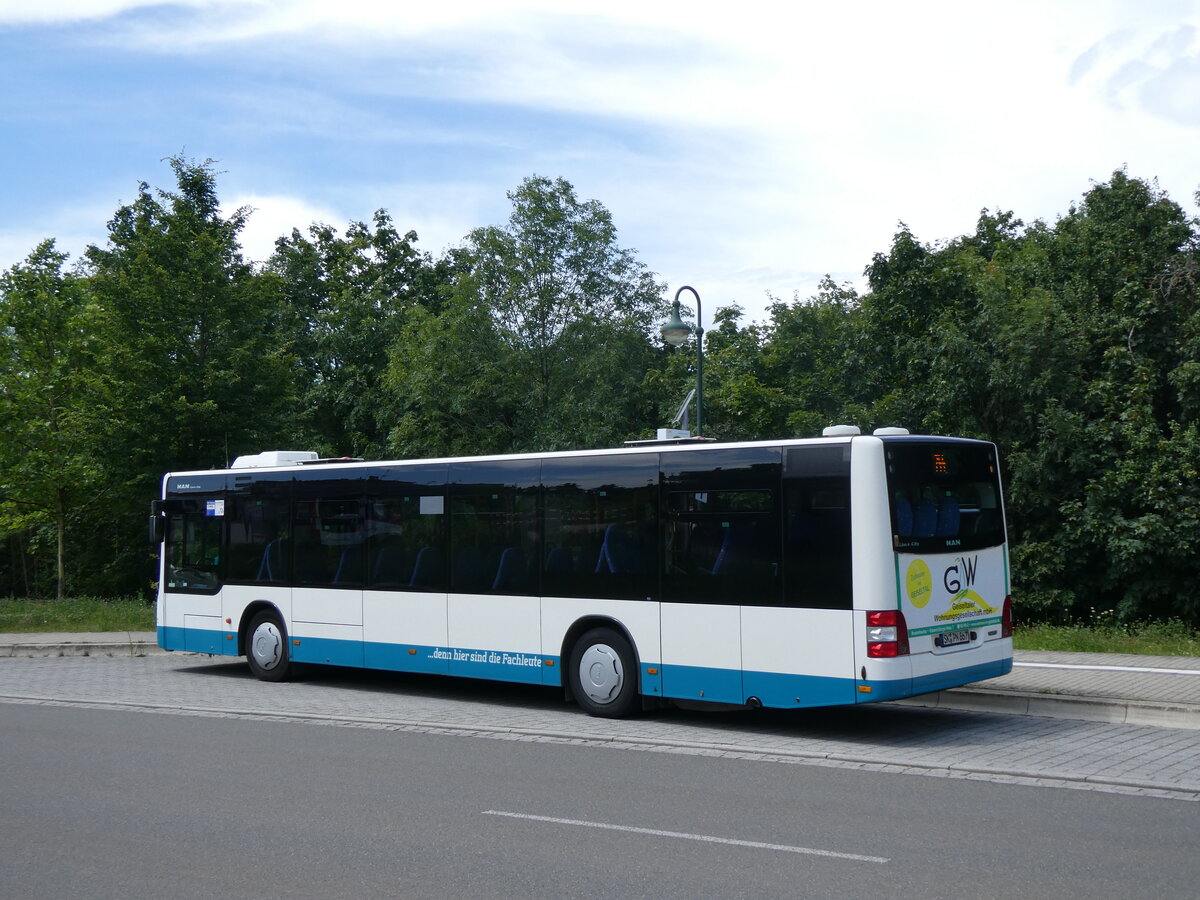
(229, 193, 346, 263)
(4, 0, 1200, 326)
(0, 0, 225, 25)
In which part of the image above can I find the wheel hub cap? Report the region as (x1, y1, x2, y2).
(578, 643, 623, 705)
(251, 622, 282, 670)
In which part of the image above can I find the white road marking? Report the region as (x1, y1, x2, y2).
(482, 810, 890, 863)
(1015, 662, 1200, 677)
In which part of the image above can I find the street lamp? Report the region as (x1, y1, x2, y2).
(660, 285, 704, 436)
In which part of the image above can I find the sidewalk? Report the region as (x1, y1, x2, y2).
(2, 632, 1199, 729)
(899, 650, 1200, 730)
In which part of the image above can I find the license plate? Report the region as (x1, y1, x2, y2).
(936, 629, 971, 648)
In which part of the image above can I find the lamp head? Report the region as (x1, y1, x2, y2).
(660, 298, 691, 347)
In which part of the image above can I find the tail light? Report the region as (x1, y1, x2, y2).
(1001, 595, 1013, 638)
(867, 609, 909, 658)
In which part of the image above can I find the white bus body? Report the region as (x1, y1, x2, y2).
(154, 435, 1013, 716)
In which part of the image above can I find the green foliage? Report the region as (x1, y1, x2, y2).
(3, 162, 1199, 632)
(841, 171, 1200, 625)
(0, 241, 100, 599)
(1015, 617, 1199, 657)
(0, 596, 153, 633)
(386, 175, 666, 455)
(76, 156, 298, 594)
(268, 211, 447, 458)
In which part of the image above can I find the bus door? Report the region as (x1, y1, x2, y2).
(659, 448, 783, 705)
(289, 486, 365, 668)
(158, 491, 226, 655)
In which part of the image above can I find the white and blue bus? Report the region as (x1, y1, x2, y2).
(152, 429, 1013, 717)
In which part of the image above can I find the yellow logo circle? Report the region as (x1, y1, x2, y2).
(906, 559, 933, 609)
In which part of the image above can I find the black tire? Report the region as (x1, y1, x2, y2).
(568, 626, 639, 718)
(245, 609, 291, 682)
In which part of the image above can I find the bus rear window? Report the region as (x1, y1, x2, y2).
(885, 442, 1005, 552)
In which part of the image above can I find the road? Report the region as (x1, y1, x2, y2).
(1, 654, 1199, 898)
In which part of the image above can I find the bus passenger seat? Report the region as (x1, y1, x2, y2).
(894, 499, 913, 537)
(913, 499, 937, 537)
(256, 538, 286, 582)
(408, 547, 443, 588)
(935, 497, 960, 537)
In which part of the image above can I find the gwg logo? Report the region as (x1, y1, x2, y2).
(944, 556, 979, 594)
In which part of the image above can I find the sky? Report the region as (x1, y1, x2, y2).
(1, 0, 1199, 325)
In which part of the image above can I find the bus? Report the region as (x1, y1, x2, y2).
(151, 428, 1013, 717)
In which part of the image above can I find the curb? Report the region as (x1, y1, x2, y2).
(897, 687, 1200, 730)
(1, 640, 164, 659)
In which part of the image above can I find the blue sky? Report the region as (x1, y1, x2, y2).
(2, 1, 1199, 323)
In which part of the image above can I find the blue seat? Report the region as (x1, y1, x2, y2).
(595, 524, 647, 575)
(711, 524, 750, 575)
(935, 497, 961, 537)
(409, 547, 444, 588)
(371, 538, 411, 585)
(492, 547, 529, 592)
(545, 546, 575, 573)
(256, 538, 287, 582)
(913, 499, 937, 537)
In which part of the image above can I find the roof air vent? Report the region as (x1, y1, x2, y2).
(822, 425, 861, 437)
(230, 451, 319, 469)
(873, 427, 910, 436)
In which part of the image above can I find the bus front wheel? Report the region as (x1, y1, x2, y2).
(246, 610, 291, 682)
(568, 627, 639, 718)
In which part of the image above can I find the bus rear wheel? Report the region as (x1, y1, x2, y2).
(246, 610, 291, 682)
(568, 627, 638, 718)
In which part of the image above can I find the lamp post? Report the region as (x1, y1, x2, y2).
(660, 285, 703, 437)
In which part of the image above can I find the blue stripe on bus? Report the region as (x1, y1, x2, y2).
(363, 641, 449, 676)
(158, 624, 1010, 707)
(158, 625, 239, 657)
(659, 663, 745, 705)
(910, 656, 1013, 695)
(742, 669, 859, 708)
(639, 663, 663, 696)
(857, 656, 1014, 702)
(291, 636, 364, 668)
(659, 666, 858, 708)
(361, 640, 559, 686)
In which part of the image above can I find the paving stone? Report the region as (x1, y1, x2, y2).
(1, 652, 1198, 799)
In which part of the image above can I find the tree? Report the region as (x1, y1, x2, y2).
(681, 303, 789, 441)
(384, 286, 524, 458)
(0, 241, 98, 598)
(387, 176, 667, 454)
(269, 211, 447, 458)
(759, 279, 870, 438)
(81, 156, 296, 593)
(838, 172, 1200, 624)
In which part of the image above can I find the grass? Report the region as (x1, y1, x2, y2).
(1, 597, 1197, 656)
(1014, 619, 1200, 656)
(0, 597, 154, 633)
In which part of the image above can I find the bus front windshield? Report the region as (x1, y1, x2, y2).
(885, 441, 1005, 553)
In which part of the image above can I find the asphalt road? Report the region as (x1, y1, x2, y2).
(2, 659, 1199, 898)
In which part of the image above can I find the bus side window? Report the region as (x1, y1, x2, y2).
(783, 445, 852, 610)
(292, 496, 366, 586)
(541, 455, 657, 602)
(225, 488, 291, 584)
(661, 448, 782, 606)
(450, 460, 539, 596)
